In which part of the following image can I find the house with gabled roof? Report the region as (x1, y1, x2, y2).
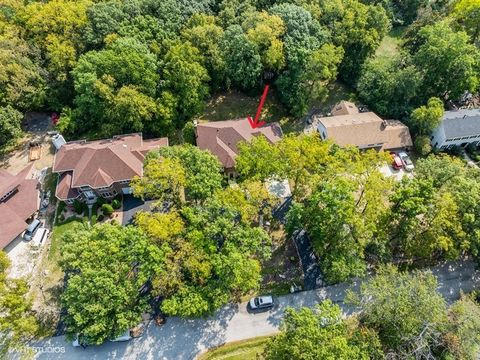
(314, 102, 413, 151)
(0, 163, 40, 248)
(52, 133, 168, 204)
(431, 108, 480, 150)
(195, 119, 283, 177)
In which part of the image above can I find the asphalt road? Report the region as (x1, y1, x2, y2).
(33, 260, 480, 360)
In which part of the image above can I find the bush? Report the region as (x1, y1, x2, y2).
(97, 214, 105, 222)
(101, 203, 114, 216)
(73, 199, 85, 215)
(57, 201, 66, 215)
(91, 214, 97, 225)
(414, 136, 432, 156)
(95, 197, 107, 206)
(58, 214, 65, 222)
(112, 199, 121, 209)
(182, 122, 196, 145)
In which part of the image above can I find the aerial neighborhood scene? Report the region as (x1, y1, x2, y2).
(1, 0, 480, 359)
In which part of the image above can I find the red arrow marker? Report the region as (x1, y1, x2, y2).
(248, 84, 270, 129)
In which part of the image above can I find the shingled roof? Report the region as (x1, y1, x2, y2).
(195, 119, 283, 169)
(0, 163, 39, 248)
(315, 103, 412, 150)
(53, 133, 168, 199)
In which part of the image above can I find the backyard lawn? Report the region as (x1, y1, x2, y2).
(376, 26, 406, 59)
(199, 336, 271, 360)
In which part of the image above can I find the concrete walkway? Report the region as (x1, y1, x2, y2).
(35, 260, 480, 360)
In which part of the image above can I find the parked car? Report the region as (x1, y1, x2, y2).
(390, 152, 403, 170)
(31, 228, 49, 248)
(249, 295, 274, 310)
(23, 219, 41, 241)
(398, 152, 414, 172)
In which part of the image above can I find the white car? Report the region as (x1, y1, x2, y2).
(249, 296, 274, 310)
(23, 219, 41, 241)
(398, 152, 414, 172)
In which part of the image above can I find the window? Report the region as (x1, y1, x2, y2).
(119, 180, 130, 184)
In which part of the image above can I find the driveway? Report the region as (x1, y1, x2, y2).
(121, 195, 155, 225)
(292, 230, 324, 290)
(35, 260, 480, 360)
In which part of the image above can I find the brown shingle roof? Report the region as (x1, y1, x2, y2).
(0, 164, 39, 248)
(196, 119, 283, 168)
(315, 109, 412, 150)
(53, 133, 168, 190)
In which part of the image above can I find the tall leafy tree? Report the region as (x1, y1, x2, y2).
(221, 25, 262, 91)
(412, 21, 480, 100)
(60, 223, 164, 345)
(451, 0, 480, 44)
(0, 105, 22, 151)
(159, 41, 210, 128)
(408, 97, 444, 136)
(264, 300, 383, 360)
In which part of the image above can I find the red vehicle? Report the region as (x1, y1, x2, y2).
(390, 152, 403, 170)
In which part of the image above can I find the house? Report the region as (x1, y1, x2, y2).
(195, 119, 283, 176)
(430, 108, 480, 150)
(314, 102, 413, 151)
(0, 163, 40, 249)
(52, 133, 168, 204)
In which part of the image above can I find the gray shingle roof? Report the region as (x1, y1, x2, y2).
(442, 109, 480, 138)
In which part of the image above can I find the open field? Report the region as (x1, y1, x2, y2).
(198, 336, 271, 360)
(376, 26, 406, 59)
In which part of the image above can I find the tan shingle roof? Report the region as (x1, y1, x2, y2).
(196, 119, 283, 168)
(331, 101, 359, 116)
(53, 133, 168, 189)
(315, 110, 412, 150)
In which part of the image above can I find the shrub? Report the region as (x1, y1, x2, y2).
(58, 214, 65, 222)
(110, 219, 118, 225)
(414, 136, 432, 156)
(57, 201, 66, 215)
(182, 122, 196, 145)
(101, 203, 114, 216)
(91, 214, 97, 225)
(73, 199, 85, 214)
(112, 199, 121, 209)
(97, 214, 105, 222)
(95, 197, 107, 206)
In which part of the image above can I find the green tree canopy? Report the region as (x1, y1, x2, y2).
(60, 223, 163, 345)
(409, 97, 444, 136)
(0, 105, 22, 150)
(264, 300, 383, 360)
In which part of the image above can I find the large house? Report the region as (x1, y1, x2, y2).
(430, 108, 480, 150)
(52, 133, 168, 204)
(195, 119, 283, 176)
(0, 163, 40, 249)
(314, 101, 413, 151)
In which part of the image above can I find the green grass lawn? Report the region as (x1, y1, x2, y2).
(376, 26, 406, 59)
(198, 336, 272, 360)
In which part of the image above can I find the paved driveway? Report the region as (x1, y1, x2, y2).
(35, 260, 480, 360)
(121, 195, 155, 226)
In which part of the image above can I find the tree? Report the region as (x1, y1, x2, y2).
(0, 251, 39, 357)
(221, 25, 262, 91)
(264, 300, 383, 360)
(451, 0, 480, 44)
(414, 135, 432, 155)
(139, 145, 223, 203)
(243, 11, 286, 72)
(412, 21, 480, 101)
(357, 55, 421, 119)
(276, 44, 343, 116)
(181, 14, 226, 90)
(159, 41, 210, 128)
(60, 223, 163, 345)
(0, 105, 22, 150)
(320, 0, 390, 83)
(347, 265, 448, 358)
(0, 30, 46, 111)
(409, 97, 444, 136)
(137, 190, 272, 317)
(72, 37, 160, 136)
(131, 157, 186, 207)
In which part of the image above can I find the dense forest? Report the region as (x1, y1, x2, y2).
(0, 0, 478, 150)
